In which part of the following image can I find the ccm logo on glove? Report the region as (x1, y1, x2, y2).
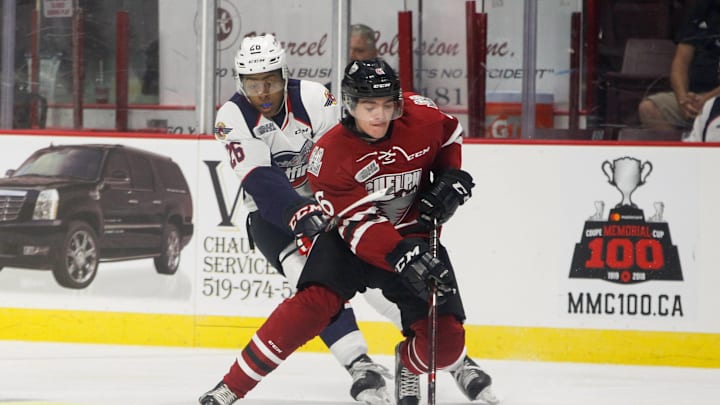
(288, 203, 323, 231)
(284, 199, 329, 238)
(386, 238, 455, 303)
(392, 243, 420, 272)
(452, 180, 471, 203)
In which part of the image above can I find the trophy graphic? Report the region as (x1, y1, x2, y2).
(570, 156, 682, 284)
(601, 157, 652, 207)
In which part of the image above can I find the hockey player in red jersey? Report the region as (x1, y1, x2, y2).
(305, 59, 497, 405)
(199, 57, 497, 405)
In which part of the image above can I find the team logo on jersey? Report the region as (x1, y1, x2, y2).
(254, 122, 278, 137)
(294, 127, 311, 136)
(324, 89, 337, 107)
(213, 122, 232, 141)
(569, 157, 682, 284)
(357, 146, 430, 166)
(274, 140, 314, 187)
(409, 94, 438, 109)
(307, 146, 324, 177)
(355, 160, 380, 183)
(366, 169, 421, 224)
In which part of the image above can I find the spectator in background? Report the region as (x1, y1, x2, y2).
(349, 23, 379, 61)
(638, 0, 720, 130)
(326, 24, 380, 92)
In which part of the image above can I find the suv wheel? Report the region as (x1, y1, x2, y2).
(53, 221, 99, 289)
(154, 223, 180, 275)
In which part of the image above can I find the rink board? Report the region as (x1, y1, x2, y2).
(0, 132, 718, 367)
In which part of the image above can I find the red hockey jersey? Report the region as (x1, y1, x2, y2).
(306, 92, 464, 271)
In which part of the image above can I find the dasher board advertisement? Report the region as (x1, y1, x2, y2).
(0, 134, 717, 339)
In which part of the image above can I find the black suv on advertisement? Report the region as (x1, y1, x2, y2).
(0, 144, 194, 289)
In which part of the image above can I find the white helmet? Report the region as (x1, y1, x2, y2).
(234, 34, 288, 79)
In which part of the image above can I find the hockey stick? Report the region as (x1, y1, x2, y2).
(427, 218, 439, 405)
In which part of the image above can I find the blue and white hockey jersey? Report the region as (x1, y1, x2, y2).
(213, 78, 338, 231)
(685, 96, 720, 142)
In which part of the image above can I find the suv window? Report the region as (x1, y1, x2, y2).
(14, 148, 103, 180)
(128, 154, 155, 191)
(103, 150, 131, 185)
(155, 159, 188, 192)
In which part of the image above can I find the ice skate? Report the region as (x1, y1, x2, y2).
(450, 356, 499, 404)
(394, 343, 420, 405)
(346, 354, 392, 404)
(198, 381, 238, 405)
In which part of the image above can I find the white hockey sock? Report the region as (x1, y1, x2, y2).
(329, 329, 369, 366)
(362, 287, 403, 330)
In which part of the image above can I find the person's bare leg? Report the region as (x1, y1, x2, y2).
(638, 99, 675, 130)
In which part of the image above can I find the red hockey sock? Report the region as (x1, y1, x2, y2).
(399, 314, 465, 374)
(223, 285, 344, 397)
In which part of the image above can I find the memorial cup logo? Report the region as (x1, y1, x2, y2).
(569, 157, 683, 284)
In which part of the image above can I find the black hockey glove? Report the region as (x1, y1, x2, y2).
(418, 168, 474, 227)
(386, 238, 455, 303)
(284, 198, 329, 238)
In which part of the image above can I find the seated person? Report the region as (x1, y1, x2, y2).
(638, 0, 720, 130)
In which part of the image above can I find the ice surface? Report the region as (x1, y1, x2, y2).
(0, 340, 718, 405)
